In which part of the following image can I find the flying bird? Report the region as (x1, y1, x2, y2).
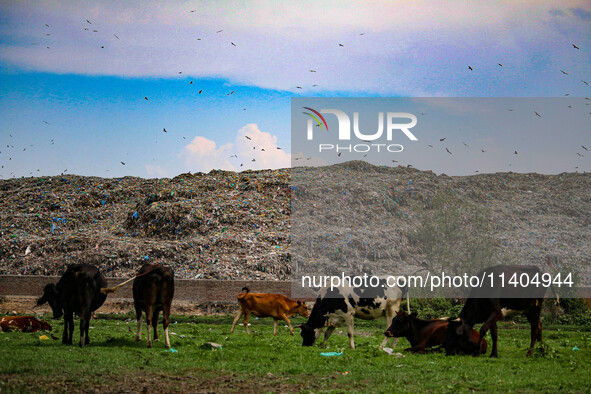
(199, 90, 203, 94)
(114, 34, 119, 39)
(560, 70, 568, 75)
(391, 160, 398, 163)
(296, 86, 302, 89)
(339, 43, 344, 46)
(144, 97, 148, 100)
(582, 145, 588, 151)
(163, 128, 167, 133)
(446, 148, 452, 155)
(120, 161, 126, 165)
(498, 63, 503, 67)
(439, 138, 446, 141)
(481, 149, 486, 152)
(577, 153, 584, 157)
(42, 121, 50, 124)
(245, 136, 251, 140)
(309, 70, 316, 72)
(534, 111, 541, 117)
(428, 144, 433, 148)
(514, 151, 518, 155)
(216, 29, 223, 33)
(251, 159, 256, 162)
(338, 152, 342, 157)
(463, 142, 468, 147)
(231, 42, 236, 46)
(86, 19, 92, 24)
(573, 44, 579, 49)
(468, 66, 473, 71)
(582, 80, 589, 86)
(189, 81, 193, 84)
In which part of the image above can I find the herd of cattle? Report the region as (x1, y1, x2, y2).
(8, 263, 553, 357)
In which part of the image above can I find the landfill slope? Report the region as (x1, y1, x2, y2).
(1, 162, 589, 284)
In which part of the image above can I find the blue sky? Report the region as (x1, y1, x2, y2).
(0, 1, 590, 178)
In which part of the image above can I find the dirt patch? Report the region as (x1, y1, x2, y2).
(0, 370, 308, 393)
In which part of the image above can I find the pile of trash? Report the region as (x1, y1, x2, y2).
(1, 162, 589, 287)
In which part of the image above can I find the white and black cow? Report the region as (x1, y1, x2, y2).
(298, 284, 407, 349)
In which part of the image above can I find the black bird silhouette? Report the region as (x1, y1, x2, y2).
(86, 19, 92, 24)
(428, 144, 433, 148)
(498, 63, 503, 67)
(144, 97, 148, 100)
(189, 81, 193, 84)
(42, 121, 50, 124)
(577, 153, 583, 157)
(338, 152, 342, 157)
(534, 111, 541, 117)
(560, 70, 568, 75)
(277, 147, 282, 150)
(199, 90, 203, 94)
(245, 136, 251, 140)
(114, 34, 119, 39)
(446, 148, 452, 155)
(514, 151, 518, 155)
(573, 44, 579, 49)
(216, 29, 223, 33)
(581, 145, 588, 151)
(251, 159, 256, 162)
(231, 42, 236, 46)
(339, 43, 344, 47)
(296, 86, 302, 89)
(463, 142, 468, 147)
(582, 80, 589, 86)
(468, 66, 473, 71)
(309, 70, 316, 72)
(163, 128, 167, 133)
(391, 160, 398, 163)
(440, 138, 446, 141)
(120, 161, 125, 165)
(481, 149, 486, 152)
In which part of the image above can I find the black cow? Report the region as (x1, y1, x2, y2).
(37, 263, 107, 347)
(133, 264, 174, 348)
(385, 311, 487, 354)
(298, 284, 405, 349)
(443, 265, 550, 357)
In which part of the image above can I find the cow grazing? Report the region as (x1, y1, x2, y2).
(444, 265, 550, 357)
(230, 287, 309, 336)
(37, 263, 107, 347)
(0, 316, 52, 333)
(385, 311, 487, 355)
(133, 264, 175, 348)
(298, 284, 405, 349)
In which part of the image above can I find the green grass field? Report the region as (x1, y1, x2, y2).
(1, 314, 590, 393)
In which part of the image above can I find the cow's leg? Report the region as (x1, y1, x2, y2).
(489, 323, 499, 358)
(162, 303, 171, 349)
(62, 314, 69, 345)
(323, 326, 336, 342)
(135, 306, 143, 342)
(273, 318, 278, 336)
(145, 304, 153, 348)
(526, 307, 543, 356)
(243, 311, 251, 334)
(345, 314, 356, 349)
(278, 313, 294, 335)
(230, 309, 243, 334)
(152, 309, 160, 342)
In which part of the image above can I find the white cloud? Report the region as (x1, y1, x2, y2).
(145, 164, 170, 178)
(178, 124, 290, 173)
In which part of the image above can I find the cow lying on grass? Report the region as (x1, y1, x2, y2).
(0, 316, 52, 333)
(385, 311, 487, 355)
(37, 263, 107, 347)
(230, 287, 309, 336)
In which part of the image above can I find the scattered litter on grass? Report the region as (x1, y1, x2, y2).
(38, 335, 49, 340)
(201, 342, 222, 350)
(321, 352, 343, 357)
(165, 348, 178, 353)
(382, 348, 406, 357)
(572, 346, 580, 351)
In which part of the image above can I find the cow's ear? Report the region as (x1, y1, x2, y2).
(297, 300, 302, 305)
(409, 312, 417, 319)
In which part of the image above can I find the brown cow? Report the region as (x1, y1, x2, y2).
(0, 316, 52, 333)
(133, 264, 174, 348)
(385, 311, 487, 355)
(230, 287, 309, 336)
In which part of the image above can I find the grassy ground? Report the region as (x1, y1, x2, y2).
(1, 314, 590, 393)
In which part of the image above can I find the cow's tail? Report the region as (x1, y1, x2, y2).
(550, 284, 560, 306)
(237, 287, 250, 300)
(100, 270, 152, 295)
(405, 286, 410, 314)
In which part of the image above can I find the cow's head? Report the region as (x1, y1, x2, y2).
(37, 283, 63, 319)
(443, 318, 477, 356)
(385, 311, 415, 338)
(296, 301, 310, 318)
(297, 323, 321, 346)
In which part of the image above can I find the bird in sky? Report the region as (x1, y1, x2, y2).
(216, 29, 223, 33)
(428, 144, 433, 148)
(514, 151, 518, 155)
(560, 70, 568, 75)
(114, 34, 119, 39)
(338, 152, 342, 157)
(309, 70, 316, 72)
(231, 42, 236, 46)
(463, 142, 468, 147)
(582, 145, 588, 151)
(163, 128, 167, 133)
(144, 97, 148, 100)
(446, 148, 452, 155)
(440, 138, 446, 141)
(189, 81, 193, 84)
(251, 158, 256, 162)
(199, 90, 203, 94)
(120, 161, 125, 165)
(498, 63, 503, 67)
(245, 136, 251, 140)
(339, 43, 344, 47)
(573, 44, 579, 49)
(534, 111, 542, 117)
(468, 66, 473, 71)
(582, 80, 589, 86)
(86, 19, 92, 24)
(481, 149, 486, 152)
